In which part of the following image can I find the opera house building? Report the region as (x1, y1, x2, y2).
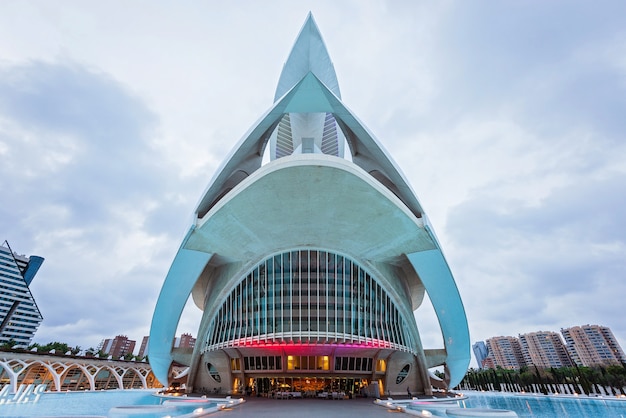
(149, 14, 469, 397)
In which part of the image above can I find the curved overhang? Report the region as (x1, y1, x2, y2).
(189, 154, 433, 267)
(148, 232, 213, 386)
(407, 249, 470, 389)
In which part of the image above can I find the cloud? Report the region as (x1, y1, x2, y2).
(368, 3, 626, 355)
(0, 59, 182, 346)
(0, 60, 159, 204)
(447, 168, 626, 341)
(1, 2, 625, 361)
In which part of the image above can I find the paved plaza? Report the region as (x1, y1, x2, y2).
(217, 396, 401, 418)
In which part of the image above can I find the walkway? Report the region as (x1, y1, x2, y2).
(218, 396, 398, 418)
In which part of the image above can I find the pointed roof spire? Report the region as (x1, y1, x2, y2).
(274, 12, 341, 102)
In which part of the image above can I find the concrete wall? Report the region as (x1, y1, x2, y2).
(191, 350, 233, 395)
(384, 351, 423, 396)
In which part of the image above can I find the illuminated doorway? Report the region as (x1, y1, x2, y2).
(249, 376, 371, 398)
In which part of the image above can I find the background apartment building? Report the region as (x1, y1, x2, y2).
(136, 333, 196, 359)
(562, 325, 626, 367)
(476, 324, 624, 370)
(173, 332, 196, 349)
(485, 336, 526, 369)
(100, 335, 136, 358)
(519, 331, 572, 368)
(137, 336, 150, 359)
(0, 241, 44, 347)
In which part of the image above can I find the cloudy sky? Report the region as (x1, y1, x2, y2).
(1, 1, 625, 364)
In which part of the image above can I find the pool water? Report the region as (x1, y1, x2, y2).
(0, 390, 160, 417)
(2, 389, 626, 417)
(407, 391, 626, 418)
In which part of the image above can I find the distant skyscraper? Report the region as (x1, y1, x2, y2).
(561, 325, 626, 367)
(0, 241, 44, 347)
(472, 341, 489, 369)
(519, 331, 572, 369)
(100, 335, 136, 358)
(485, 336, 526, 369)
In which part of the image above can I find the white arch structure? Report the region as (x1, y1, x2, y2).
(0, 352, 161, 393)
(150, 13, 470, 395)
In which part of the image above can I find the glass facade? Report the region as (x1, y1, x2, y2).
(203, 249, 415, 353)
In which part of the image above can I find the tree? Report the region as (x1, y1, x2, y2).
(38, 342, 70, 354)
(606, 365, 626, 395)
(0, 339, 18, 350)
(519, 370, 535, 392)
(492, 369, 502, 391)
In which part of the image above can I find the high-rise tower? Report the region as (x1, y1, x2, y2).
(472, 341, 489, 369)
(0, 241, 44, 347)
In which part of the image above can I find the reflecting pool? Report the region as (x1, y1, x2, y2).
(0, 390, 243, 418)
(0, 390, 157, 417)
(406, 391, 626, 418)
(2, 389, 626, 418)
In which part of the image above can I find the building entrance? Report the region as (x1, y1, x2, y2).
(247, 376, 375, 399)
